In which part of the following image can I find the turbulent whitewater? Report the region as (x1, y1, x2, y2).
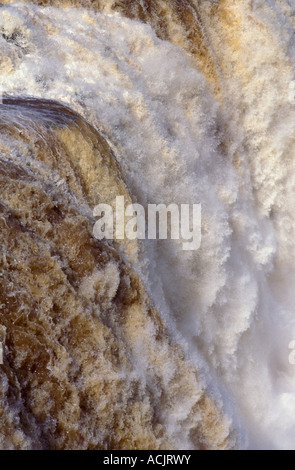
(1, 0, 295, 450)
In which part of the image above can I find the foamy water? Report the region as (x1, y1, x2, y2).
(1, 0, 295, 449)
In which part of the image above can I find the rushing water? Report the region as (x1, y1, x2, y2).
(1, 0, 295, 450)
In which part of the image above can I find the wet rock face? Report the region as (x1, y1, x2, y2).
(0, 98, 232, 450)
(0, 98, 166, 450)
